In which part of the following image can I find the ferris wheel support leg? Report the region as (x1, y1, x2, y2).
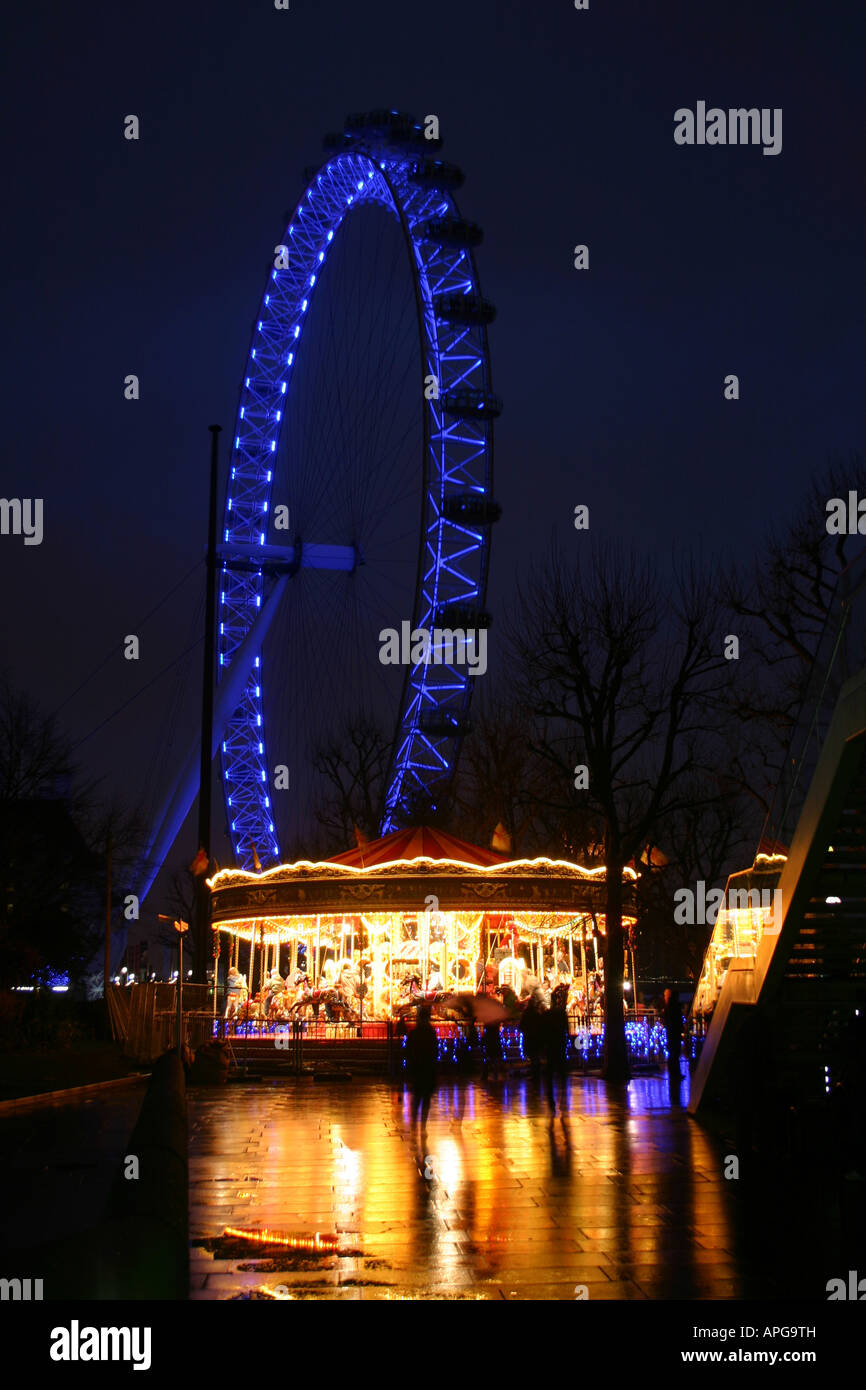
(139, 574, 290, 902)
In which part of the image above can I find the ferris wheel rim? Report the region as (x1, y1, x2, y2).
(218, 123, 498, 870)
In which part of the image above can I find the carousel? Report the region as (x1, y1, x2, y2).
(208, 827, 637, 1027)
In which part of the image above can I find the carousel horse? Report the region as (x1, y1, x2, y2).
(321, 985, 360, 1023)
(393, 977, 456, 1020)
(287, 979, 316, 1020)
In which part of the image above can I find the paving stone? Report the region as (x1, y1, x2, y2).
(184, 1076, 823, 1301)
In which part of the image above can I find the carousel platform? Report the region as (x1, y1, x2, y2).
(211, 1019, 527, 1078)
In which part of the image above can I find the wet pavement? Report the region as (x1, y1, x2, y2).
(188, 1067, 796, 1301)
(0, 1080, 148, 1297)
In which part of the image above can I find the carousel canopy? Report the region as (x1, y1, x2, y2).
(208, 826, 637, 925)
(329, 825, 507, 869)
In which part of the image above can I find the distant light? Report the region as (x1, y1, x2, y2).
(826, 895, 841, 904)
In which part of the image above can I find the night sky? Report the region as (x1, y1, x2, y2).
(2, 0, 864, 937)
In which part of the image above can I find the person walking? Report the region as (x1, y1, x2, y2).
(520, 988, 546, 1085)
(406, 1005, 438, 1132)
(544, 983, 570, 1115)
(481, 1019, 503, 1081)
(663, 986, 683, 1088)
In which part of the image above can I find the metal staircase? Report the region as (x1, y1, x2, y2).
(689, 661, 866, 1113)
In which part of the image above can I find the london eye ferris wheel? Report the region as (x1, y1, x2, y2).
(217, 111, 501, 869)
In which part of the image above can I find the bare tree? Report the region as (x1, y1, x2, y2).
(511, 547, 731, 1083)
(451, 689, 554, 855)
(0, 674, 78, 804)
(310, 715, 391, 853)
(724, 453, 866, 807)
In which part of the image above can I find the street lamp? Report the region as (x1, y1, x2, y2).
(159, 915, 189, 1056)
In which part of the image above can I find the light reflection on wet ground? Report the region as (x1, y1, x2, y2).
(189, 1068, 785, 1300)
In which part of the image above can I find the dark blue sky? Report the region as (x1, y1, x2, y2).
(2, 0, 864, 906)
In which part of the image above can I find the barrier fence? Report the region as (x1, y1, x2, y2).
(109, 985, 698, 1072)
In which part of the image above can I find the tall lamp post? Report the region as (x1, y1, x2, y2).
(159, 915, 189, 1056)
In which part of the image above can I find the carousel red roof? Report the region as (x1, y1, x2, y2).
(328, 825, 509, 869)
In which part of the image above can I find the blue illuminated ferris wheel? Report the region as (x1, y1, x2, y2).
(217, 111, 501, 870)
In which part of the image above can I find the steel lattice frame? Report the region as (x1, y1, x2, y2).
(219, 128, 497, 869)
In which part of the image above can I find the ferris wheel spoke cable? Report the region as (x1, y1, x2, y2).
(140, 589, 206, 833)
(316, 213, 403, 531)
(351, 241, 417, 529)
(49, 559, 202, 723)
(357, 405, 422, 544)
(350, 221, 407, 515)
(70, 635, 203, 754)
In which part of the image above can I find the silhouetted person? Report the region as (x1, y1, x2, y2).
(520, 990, 545, 1083)
(481, 1020, 503, 1080)
(663, 987, 683, 1085)
(406, 1005, 438, 1131)
(544, 983, 570, 1115)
